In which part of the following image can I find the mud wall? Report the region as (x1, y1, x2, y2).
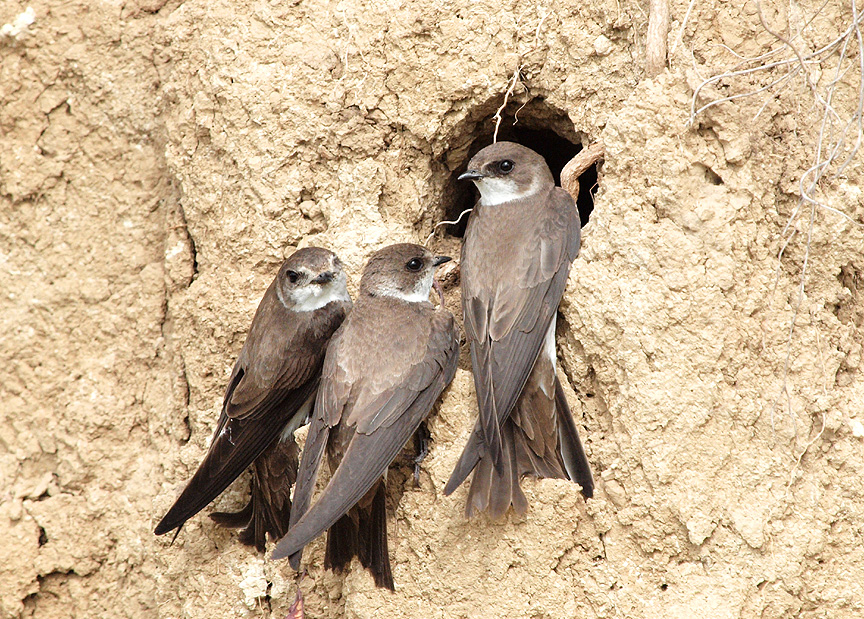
(2, 0, 863, 617)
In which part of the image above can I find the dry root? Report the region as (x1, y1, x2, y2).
(646, 0, 670, 77)
(561, 142, 606, 201)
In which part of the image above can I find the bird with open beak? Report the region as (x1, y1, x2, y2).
(155, 247, 352, 550)
(444, 141, 595, 518)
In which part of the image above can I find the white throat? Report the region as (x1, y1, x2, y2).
(377, 271, 433, 303)
(475, 176, 541, 206)
(281, 276, 350, 312)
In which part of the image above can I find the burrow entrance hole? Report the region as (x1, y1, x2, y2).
(436, 98, 598, 238)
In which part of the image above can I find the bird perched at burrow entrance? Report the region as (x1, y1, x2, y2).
(154, 247, 352, 550)
(444, 141, 594, 519)
(272, 243, 459, 590)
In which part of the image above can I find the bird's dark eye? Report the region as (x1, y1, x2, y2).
(286, 270, 299, 283)
(498, 159, 514, 174)
(406, 258, 423, 272)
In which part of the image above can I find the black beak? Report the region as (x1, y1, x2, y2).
(312, 271, 335, 284)
(458, 170, 484, 181)
(433, 256, 452, 267)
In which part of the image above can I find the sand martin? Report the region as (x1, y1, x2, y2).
(444, 141, 594, 518)
(155, 247, 352, 549)
(271, 243, 459, 589)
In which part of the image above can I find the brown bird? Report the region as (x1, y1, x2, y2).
(444, 141, 594, 518)
(271, 243, 460, 590)
(154, 247, 352, 550)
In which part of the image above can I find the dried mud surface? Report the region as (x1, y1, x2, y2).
(2, 0, 863, 617)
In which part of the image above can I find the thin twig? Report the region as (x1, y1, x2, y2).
(693, 66, 801, 119)
(689, 1, 863, 439)
(689, 11, 864, 123)
(428, 12, 552, 246)
(424, 207, 474, 246)
(669, 0, 696, 59)
(753, 0, 819, 101)
(769, 2, 863, 431)
(533, 9, 551, 46)
(764, 411, 826, 532)
(836, 0, 864, 175)
(493, 67, 524, 143)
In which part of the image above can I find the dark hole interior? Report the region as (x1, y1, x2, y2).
(440, 102, 598, 238)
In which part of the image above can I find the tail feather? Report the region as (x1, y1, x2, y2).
(324, 512, 359, 574)
(466, 420, 528, 519)
(361, 483, 394, 590)
(464, 443, 493, 518)
(209, 438, 298, 551)
(554, 377, 594, 498)
(489, 421, 528, 519)
(323, 482, 394, 590)
(461, 375, 594, 518)
(209, 499, 254, 529)
(155, 413, 302, 537)
(237, 508, 266, 550)
(443, 428, 484, 496)
(513, 435, 564, 480)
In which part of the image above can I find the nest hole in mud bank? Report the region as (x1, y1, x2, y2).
(438, 98, 598, 238)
